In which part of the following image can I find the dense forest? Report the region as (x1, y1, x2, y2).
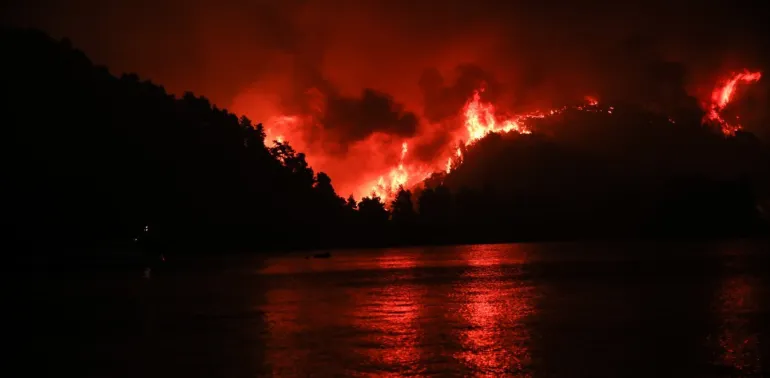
(2, 27, 768, 255)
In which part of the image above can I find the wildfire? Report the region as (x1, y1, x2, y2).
(360, 91, 604, 202)
(245, 69, 760, 205)
(360, 141, 432, 201)
(704, 70, 762, 136)
(265, 115, 301, 144)
(462, 90, 533, 144)
(446, 147, 463, 174)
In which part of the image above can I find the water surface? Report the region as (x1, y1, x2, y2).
(28, 242, 770, 377)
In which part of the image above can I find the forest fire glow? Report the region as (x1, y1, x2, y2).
(252, 68, 761, 204)
(264, 115, 300, 144)
(354, 90, 604, 202)
(362, 141, 429, 200)
(257, 88, 607, 203)
(704, 70, 762, 136)
(462, 90, 532, 142)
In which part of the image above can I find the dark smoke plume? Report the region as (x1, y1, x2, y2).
(419, 64, 503, 123)
(322, 89, 419, 144)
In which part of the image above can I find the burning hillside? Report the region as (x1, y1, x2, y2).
(7, 0, 767, 203)
(703, 70, 762, 136)
(3, 22, 769, 249)
(233, 69, 762, 203)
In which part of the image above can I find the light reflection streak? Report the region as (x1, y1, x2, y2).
(711, 275, 763, 374)
(262, 287, 310, 376)
(709, 248, 763, 375)
(351, 252, 426, 376)
(452, 245, 534, 376)
(257, 246, 537, 376)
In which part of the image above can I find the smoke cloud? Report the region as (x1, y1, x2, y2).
(323, 89, 419, 144)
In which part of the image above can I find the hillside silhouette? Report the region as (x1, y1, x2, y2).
(2, 28, 768, 256)
(2, 27, 359, 253)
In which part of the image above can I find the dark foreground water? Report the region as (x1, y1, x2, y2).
(20, 242, 770, 377)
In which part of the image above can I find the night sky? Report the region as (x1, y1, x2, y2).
(3, 0, 768, 108)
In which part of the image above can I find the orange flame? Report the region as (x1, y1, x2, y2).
(462, 90, 532, 144)
(360, 141, 432, 201)
(250, 89, 607, 203)
(265, 115, 302, 144)
(704, 70, 762, 136)
(585, 96, 599, 106)
(361, 91, 604, 202)
(239, 68, 761, 204)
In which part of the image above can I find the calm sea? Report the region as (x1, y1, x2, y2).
(24, 241, 770, 377)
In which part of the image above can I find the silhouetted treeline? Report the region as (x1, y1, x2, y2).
(2, 27, 357, 252)
(2, 28, 768, 257)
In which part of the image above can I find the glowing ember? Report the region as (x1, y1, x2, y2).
(703, 70, 762, 136)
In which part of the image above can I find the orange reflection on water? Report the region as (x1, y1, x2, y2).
(712, 274, 763, 374)
(453, 245, 534, 376)
(262, 287, 312, 376)
(373, 251, 420, 270)
(351, 252, 426, 376)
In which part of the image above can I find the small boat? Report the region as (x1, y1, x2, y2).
(312, 252, 331, 259)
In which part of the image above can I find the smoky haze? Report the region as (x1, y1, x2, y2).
(3, 0, 769, 195)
